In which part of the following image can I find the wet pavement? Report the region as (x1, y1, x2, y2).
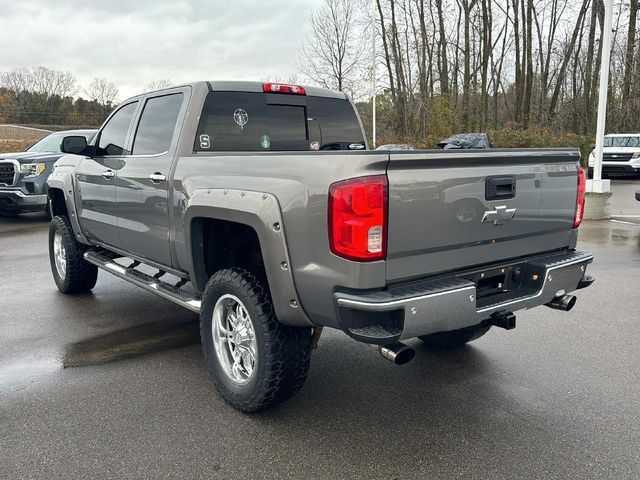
(1, 181, 639, 479)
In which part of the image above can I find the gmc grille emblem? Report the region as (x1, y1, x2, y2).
(481, 205, 517, 226)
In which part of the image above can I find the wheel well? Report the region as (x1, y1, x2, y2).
(48, 188, 68, 217)
(191, 218, 267, 292)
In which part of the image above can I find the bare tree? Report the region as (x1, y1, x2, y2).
(30, 66, 79, 98)
(297, 0, 368, 99)
(621, 0, 639, 127)
(434, 0, 450, 94)
(0, 66, 78, 99)
(85, 78, 120, 107)
(144, 79, 173, 92)
(0, 67, 35, 93)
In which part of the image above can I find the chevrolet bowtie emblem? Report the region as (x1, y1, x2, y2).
(481, 205, 517, 225)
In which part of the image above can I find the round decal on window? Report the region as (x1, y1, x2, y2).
(233, 109, 248, 129)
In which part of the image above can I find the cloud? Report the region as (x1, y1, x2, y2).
(1, 0, 324, 99)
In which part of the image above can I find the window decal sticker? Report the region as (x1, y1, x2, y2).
(199, 134, 210, 149)
(260, 134, 270, 149)
(310, 141, 320, 151)
(233, 109, 248, 129)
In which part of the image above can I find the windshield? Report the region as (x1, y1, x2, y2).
(27, 133, 66, 153)
(604, 136, 640, 148)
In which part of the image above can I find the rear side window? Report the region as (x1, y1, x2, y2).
(97, 101, 138, 156)
(194, 91, 364, 152)
(132, 93, 184, 155)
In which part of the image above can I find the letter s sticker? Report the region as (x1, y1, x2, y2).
(199, 134, 210, 149)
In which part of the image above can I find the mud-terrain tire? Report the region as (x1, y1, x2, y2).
(49, 215, 98, 294)
(419, 324, 490, 348)
(200, 268, 312, 412)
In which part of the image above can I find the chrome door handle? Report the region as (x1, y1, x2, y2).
(149, 173, 167, 183)
(102, 169, 115, 179)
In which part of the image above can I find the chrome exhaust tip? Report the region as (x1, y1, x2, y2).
(369, 341, 415, 365)
(546, 294, 577, 312)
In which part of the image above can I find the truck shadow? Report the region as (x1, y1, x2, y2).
(63, 318, 200, 367)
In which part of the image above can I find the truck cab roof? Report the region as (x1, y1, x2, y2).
(123, 81, 347, 103)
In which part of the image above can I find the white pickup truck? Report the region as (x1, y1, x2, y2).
(588, 134, 640, 177)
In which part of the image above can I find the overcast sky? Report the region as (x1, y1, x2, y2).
(0, 0, 325, 99)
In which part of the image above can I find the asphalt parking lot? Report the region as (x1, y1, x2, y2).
(1, 180, 639, 479)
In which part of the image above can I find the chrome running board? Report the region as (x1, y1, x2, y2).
(84, 251, 201, 313)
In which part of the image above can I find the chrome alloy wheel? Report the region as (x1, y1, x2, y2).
(53, 230, 67, 278)
(212, 294, 257, 385)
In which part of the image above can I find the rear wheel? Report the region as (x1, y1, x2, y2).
(49, 216, 98, 294)
(200, 268, 312, 412)
(419, 324, 490, 348)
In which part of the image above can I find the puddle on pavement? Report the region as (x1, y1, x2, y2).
(63, 319, 200, 368)
(578, 221, 640, 248)
(0, 356, 62, 392)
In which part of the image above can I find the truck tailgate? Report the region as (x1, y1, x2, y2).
(385, 149, 580, 282)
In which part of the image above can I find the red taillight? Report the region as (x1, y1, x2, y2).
(263, 83, 306, 95)
(328, 175, 388, 262)
(573, 167, 586, 229)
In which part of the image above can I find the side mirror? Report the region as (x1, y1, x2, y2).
(635, 191, 640, 201)
(60, 135, 88, 155)
(590, 143, 596, 149)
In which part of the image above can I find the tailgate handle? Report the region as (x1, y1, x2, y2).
(486, 176, 516, 200)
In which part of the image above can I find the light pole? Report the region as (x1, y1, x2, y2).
(371, 0, 376, 148)
(589, 0, 613, 194)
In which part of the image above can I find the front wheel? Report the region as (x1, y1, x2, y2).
(49, 216, 98, 294)
(200, 268, 312, 412)
(419, 324, 490, 348)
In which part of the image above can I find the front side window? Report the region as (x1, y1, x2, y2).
(132, 93, 184, 155)
(97, 102, 138, 156)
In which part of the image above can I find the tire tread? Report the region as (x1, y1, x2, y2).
(200, 268, 311, 412)
(49, 215, 98, 294)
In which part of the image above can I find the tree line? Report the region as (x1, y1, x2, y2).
(0, 66, 172, 127)
(298, 0, 640, 145)
(0, 66, 122, 126)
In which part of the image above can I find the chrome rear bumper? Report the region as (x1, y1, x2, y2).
(335, 250, 594, 342)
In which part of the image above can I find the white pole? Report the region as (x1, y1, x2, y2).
(592, 0, 613, 189)
(371, 0, 377, 149)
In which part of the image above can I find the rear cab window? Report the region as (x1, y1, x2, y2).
(194, 91, 364, 152)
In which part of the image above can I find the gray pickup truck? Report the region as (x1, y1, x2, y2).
(0, 129, 96, 216)
(47, 81, 594, 412)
